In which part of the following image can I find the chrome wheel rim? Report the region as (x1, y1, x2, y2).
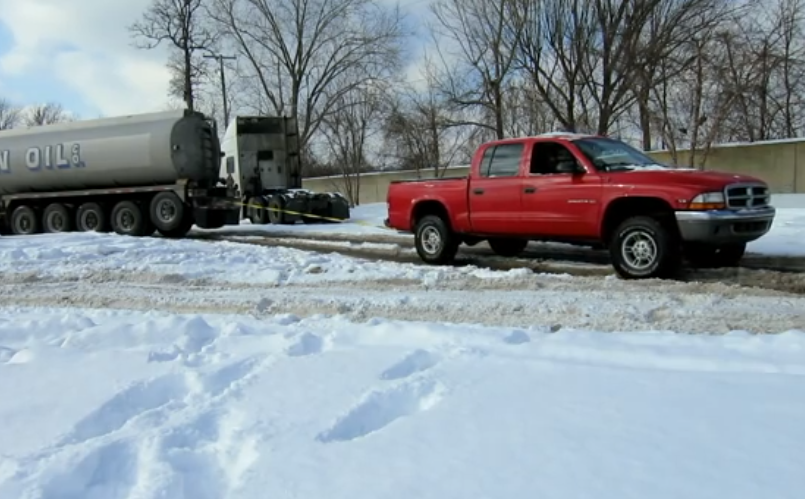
(621, 230, 657, 270)
(420, 226, 442, 254)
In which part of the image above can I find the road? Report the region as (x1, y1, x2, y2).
(189, 228, 805, 295)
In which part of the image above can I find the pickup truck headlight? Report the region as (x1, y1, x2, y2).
(688, 191, 725, 210)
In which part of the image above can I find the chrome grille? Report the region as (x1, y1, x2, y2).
(724, 183, 769, 209)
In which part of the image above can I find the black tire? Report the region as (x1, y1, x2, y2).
(684, 242, 746, 268)
(76, 202, 108, 232)
(267, 195, 285, 224)
(158, 215, 194, 238)
(488, 238, 528, 257)
(10, 205, 39, 235)
(111, 200, 147, 236)
(414, 214, 459, 264)
(42, 203, 72, 233)
(609, 216, 680, 279)
(248, 197, 268, 225)
(149, 192, 187, 232)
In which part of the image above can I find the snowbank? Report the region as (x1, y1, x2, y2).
(0, 307, 802, 498)
(747, 205, 805, 256)
(0, 231, 526, 285)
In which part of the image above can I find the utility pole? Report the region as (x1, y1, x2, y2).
(204, 53, 236, 125)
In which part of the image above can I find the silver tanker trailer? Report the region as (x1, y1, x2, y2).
(0, 108, 240, 237)
(220, 115, 350, 225)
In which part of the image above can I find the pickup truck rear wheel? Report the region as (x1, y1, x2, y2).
(415, 215, 459, 264)
(609, 216, 680, 279)
(488, 238, 528, 257)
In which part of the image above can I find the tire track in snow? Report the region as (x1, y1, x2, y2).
(191, 230, 805, 277)
(2, 272, 805, 333)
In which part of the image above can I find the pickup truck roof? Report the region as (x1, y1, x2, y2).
(483, 131, 611, 145)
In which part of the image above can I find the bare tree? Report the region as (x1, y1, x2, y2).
(501, 78, 558, 137)
(508, 0, 741, 144)
(717, 0, 805, 141)
(209, 0, 408, 162)
(628, 0, 735, 149)
(640, 0, 805, 165)
(319, 82, 388, 205)
(773, 0, 805, 137)
(130, 0, 218, 110)
(428, 0, 523, 139)
(24, 103, 70, 126)
(381, 56, 469, 176)
(509, 0, 596, 132)
(0, 99, 20, 130)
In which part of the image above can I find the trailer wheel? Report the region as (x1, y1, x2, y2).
(76, 202, 108, 232)
(10, 205, 39, 235)
(158, 215, 194, 238)
(149, 192, 186, 233)
(43, 203, 73, 233)
(111, 200, 147, 236)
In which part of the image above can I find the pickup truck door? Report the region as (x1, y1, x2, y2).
(468, 142, 524, 234)
(521, 140, 602, 238)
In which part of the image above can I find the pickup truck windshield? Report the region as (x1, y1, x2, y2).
(573, 137, 668, 172)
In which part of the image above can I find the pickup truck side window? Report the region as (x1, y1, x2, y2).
(481, 143, 522, 177)
(479, 146, 495, 176)
(530, 141, 579, 175)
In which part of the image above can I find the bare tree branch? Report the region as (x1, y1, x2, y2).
(208, 0, 408, 166)
(130, 0, 219, 110)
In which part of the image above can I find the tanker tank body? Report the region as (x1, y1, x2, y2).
(219, 115, 350, 225)
(0, 109, 240, 238)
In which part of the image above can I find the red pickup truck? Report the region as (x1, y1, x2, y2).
(384, 133, 776, 279)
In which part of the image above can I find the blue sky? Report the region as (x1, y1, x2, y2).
(0, 0, 433, 120)
(0, 0, 177, 119)
(0, 22, 94, 116)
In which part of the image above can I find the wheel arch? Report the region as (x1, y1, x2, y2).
(410, 199, 452, 231)
(601, 196, 678, 245)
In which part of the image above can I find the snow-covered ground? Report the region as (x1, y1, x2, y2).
(2, 228, 805, 332)
(198, 193, 805, 257)
(1, 308, 803, 498)
(1, 194, 804, 498)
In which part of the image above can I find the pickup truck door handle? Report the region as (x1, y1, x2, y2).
(524, 186, 537, 193)
(473, 188, 484, 195)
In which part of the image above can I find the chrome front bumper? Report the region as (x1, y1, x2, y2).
(674, 206, 776, 244)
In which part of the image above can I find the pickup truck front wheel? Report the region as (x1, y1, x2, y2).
(415, 215, 459, 265)
(609, 216, 680, 279)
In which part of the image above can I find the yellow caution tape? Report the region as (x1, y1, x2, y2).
(234, 201, 392, 230)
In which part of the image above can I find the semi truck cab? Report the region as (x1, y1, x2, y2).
(219, 115, 350, 225)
